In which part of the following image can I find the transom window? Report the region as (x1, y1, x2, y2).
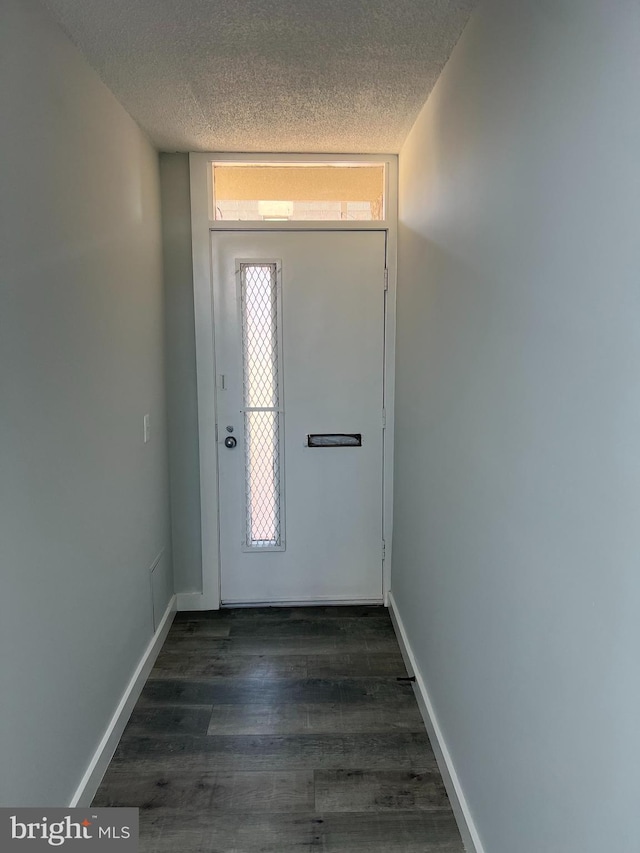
(212, 162, 385, 222)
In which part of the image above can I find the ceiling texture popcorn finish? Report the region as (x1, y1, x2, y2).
(43, 0, 476, 153)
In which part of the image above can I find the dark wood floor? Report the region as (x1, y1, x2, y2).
(94, 606, 464, 852)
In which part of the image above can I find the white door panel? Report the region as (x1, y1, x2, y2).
(212, 231, 385, 603)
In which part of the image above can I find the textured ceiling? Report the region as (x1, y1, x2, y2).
(43, 0, 476, 153)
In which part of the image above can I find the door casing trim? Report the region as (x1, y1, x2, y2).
(189, 152, 398, 610)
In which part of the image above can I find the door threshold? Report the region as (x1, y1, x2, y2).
(221, 597, 385, 608)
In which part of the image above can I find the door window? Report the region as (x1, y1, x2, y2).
(240, 263, 284, 550)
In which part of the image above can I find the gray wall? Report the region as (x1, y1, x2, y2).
(0, 0, 173, 806)
(393, 1, 640, 851)
(159, 154, 203, 594)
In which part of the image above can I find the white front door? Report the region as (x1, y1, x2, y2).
(212, 230, 386, 604)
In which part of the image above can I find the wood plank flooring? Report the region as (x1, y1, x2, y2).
(93, 606, 464, 852)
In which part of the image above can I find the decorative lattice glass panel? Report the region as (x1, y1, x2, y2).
(240, 263, 284, 549)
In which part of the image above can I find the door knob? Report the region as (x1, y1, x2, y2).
(224, 436, 237, 449)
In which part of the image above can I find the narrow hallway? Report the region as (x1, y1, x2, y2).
(93, 607, 463, 851)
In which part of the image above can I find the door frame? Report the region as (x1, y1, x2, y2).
(185, 152, 398, 611)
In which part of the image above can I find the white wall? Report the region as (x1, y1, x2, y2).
(394, 1, 640, 851)
(0, 0, 172, 805)
(159, 154, 203, 594)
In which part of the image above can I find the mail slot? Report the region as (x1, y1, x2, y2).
(307, 434, 362, 448)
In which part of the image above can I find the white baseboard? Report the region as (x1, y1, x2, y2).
(69, 595, 177, 807)
(388, 591, 485, 853)
(176, 591, 217, 611)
